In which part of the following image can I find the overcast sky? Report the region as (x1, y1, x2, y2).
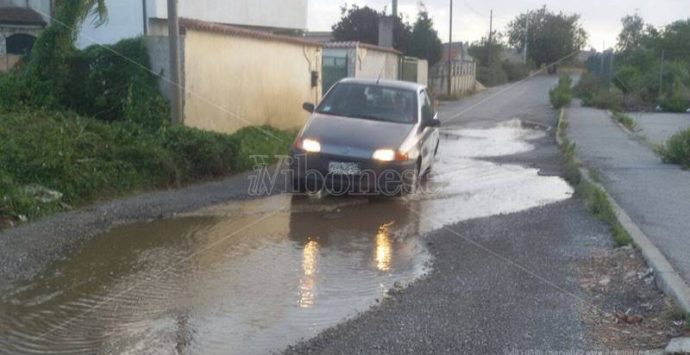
(308, 0, 689, 51)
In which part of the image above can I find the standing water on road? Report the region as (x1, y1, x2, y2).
(0, 120, 573, 354)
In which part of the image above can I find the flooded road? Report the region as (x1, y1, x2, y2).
(0, 120, 573, 354)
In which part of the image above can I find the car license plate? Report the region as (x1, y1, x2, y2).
(328, 161, 360, 175)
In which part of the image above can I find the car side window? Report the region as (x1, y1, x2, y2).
(420, 90, 434, 122)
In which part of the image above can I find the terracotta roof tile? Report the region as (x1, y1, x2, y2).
(179, 18, 321, 47)
(0, 7, 46, 26)
(325, 41, 402, 55)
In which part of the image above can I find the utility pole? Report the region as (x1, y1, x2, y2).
(167, 0, 182, 125)
(487, 9, 493, 67)
(392, 0, 398, 18)
(608, 50, 614, 86)
(447, 0, 453, 96)
(658, 49, 665, 99)
(142, 0, 148, 35)
(523, 13, 529, 64)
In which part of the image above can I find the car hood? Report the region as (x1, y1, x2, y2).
(302, 113, 415, 157)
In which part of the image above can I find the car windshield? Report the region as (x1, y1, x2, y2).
(316, 83, 418, 124)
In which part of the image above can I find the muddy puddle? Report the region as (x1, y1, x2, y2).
(0, 120, 574, 354)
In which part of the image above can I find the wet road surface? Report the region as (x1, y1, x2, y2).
(1, 76, 604, 354)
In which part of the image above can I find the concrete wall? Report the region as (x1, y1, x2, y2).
(144, 35, 185, 104)
(78, 0, 308, 48)
(182, 29, 321, 134)
(417, 59, 428, 86)
(354, 48, 398, 81)
(429, 61, 477, 96)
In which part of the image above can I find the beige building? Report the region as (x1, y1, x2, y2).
(322, 42, 402, 91)
(153, 19, 322, 134)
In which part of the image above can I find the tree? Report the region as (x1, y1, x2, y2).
(468, 35, 505, 67)
(506, 6, 587, 67)
(408, 5, 443, 66)
(25, 0, 108, 100)
(332, 5, 412, 54)
(617, 14, 645, 53)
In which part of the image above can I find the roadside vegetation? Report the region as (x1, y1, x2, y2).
(467, 39, 531, 87)
(659, 129, 690, 169)
(0, 2, 294, 225)
(611, 112, 636, 131)
(556, 111, 632, 246)
(576, 15, 690, 113)
(549, 75, 573, 108)
(573, 72, 623, 111)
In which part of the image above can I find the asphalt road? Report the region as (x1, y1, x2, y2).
(2, 76, 650, 354)
(285, 76, 616, 354)
(567, 104, 690, 284)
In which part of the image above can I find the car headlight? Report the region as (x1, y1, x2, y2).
(372, 149, 396, 161)
(301, 138, 321, 153)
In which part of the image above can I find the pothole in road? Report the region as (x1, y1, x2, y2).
(0, 120, 573, 354)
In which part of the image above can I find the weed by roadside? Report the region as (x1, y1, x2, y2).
(658, 128, 690, 169)
(0, 110, 295, 226)
(668, 309, 690, 333)
(611, 112, 636, 131)
(573, 72, 623, 111)
(549, 75, 573, 109)
(576, 183, 633, 246)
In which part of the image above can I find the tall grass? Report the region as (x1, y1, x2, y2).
(0, 110, 295, 222)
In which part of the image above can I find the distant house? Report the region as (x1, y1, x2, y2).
(77, 0, 308, 48)
(0, 0, 51, 71)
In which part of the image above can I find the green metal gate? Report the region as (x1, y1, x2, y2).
(322, 55, 348, 93)
(400, 56, 418, 83)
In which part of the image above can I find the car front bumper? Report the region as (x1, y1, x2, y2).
(289, 150, 417, 194)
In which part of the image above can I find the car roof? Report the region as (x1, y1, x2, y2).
(337, 78, 426, 92)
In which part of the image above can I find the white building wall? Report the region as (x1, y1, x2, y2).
(151, 0, 308, 31)
(355, 49, 399, 81)
(78, 0, 308, 48)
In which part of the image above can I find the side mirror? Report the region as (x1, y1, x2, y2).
(303, 102, 315, 113)
(423, 112, 441, 127)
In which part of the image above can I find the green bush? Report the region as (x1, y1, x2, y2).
(612, 112, 636, 130)
(477, 64, 509, 87)
(230, 126, 297, 171)
(501, 60, 530, 82)
(0, 37, 170, 127)
(65, 37, 170, 127)
(574, 73, 624, 110)
(0, 110, 295, 221)
(549, 75, 573, 108)
(573, 72, 601, 101)
(660, 91, 689, 113)
(660, 129, 690, 168)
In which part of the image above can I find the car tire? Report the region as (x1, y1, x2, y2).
(292, 178, 306, 193)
